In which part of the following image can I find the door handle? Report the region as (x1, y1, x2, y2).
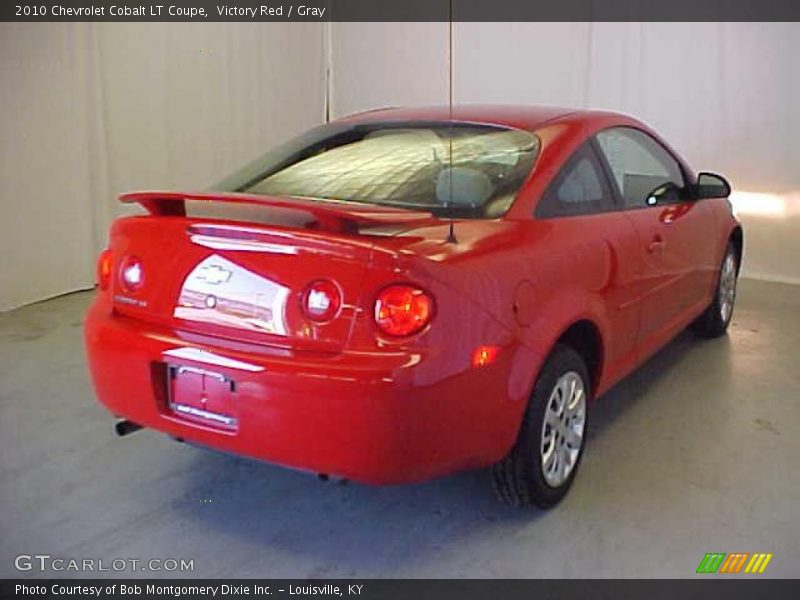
(647, 235, 666, 254)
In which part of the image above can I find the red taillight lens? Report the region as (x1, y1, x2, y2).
(374, 284, 434, 337)
(302, 279, 342, 322)
(119, 256, 144, 292)
(97, 249, 113, 290)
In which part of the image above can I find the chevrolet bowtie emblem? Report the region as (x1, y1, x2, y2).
(198, 264, 233, 285)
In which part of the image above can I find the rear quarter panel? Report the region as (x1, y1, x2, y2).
(372, 214, 640, 459)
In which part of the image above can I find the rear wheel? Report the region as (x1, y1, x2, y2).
(692, 241, 738, 338)
(492, 345, 589, 508)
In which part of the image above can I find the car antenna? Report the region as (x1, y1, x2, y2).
(445, 5, 458, 245)
(444, 131, 457, 244)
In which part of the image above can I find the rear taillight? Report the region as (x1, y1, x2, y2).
(97, 249, 113, 290)
(374, 284, 434, 337)
(302, 279, 342, 322)
(120, 256, 144, 292)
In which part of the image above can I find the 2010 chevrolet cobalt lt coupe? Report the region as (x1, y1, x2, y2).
(85, 106, 742, 507)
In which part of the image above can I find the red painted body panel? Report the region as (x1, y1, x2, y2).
(84, 106, 741, 484)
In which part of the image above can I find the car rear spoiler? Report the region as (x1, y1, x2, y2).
(120, 191, 436, 233)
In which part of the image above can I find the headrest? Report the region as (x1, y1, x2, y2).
(436, 167, 493, 208)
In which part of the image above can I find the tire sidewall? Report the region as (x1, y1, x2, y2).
(518, 346, 591, 506)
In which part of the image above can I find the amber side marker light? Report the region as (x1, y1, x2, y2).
(374, 284, 434, 337)
(97, 249, 113, 290)
(472, 345, 501, 368)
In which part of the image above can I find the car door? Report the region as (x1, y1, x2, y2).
(594, 127, 716, 352)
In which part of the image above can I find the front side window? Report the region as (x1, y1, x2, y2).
(595, 127, 684, 208)
(213, 121, 540, 219)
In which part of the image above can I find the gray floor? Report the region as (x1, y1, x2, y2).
(1, 279, 798, 579)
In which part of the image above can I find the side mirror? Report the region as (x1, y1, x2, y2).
(645, 181, 681, 206)
(695, 172, 731, 199)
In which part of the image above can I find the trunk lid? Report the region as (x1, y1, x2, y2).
(109, 191, 436, 352)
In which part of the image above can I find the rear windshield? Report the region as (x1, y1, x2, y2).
(213, 121, 540, 219)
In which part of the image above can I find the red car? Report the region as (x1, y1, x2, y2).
(85, 105, 741, 507)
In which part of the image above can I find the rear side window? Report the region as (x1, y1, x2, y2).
(595, 127, 684, 208)
(536, 143, 616, 218)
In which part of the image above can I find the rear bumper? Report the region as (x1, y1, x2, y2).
(84, 300, 520, 484)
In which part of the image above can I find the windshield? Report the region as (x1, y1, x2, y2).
(213, 121, 540, 218)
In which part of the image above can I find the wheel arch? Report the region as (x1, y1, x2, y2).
(552, 319, 605, 398)
(730, 225, 744, 274)
(510, 309, 608, 409)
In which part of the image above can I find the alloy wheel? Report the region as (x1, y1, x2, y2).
(540, 371, 586, 488)
(719, 252, 737, 324)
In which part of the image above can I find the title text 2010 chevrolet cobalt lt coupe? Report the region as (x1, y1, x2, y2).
(85, 106, 742, 507)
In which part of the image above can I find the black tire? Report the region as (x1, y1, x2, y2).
(691, 241, 739, 338)
(492, 344, 590, 508)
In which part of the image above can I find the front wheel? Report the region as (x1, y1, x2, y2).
(692, 241, 739, 338)
(492, 345, 589, 508)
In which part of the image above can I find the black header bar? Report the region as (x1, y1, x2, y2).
(4, 0, 800, 22)
(2, 579, 800, 600)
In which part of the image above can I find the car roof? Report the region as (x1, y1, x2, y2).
(338, 104, 629, 132)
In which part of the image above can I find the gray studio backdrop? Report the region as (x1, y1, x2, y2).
(2, 22, 798, 310)
(0, 22, 327, 310)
